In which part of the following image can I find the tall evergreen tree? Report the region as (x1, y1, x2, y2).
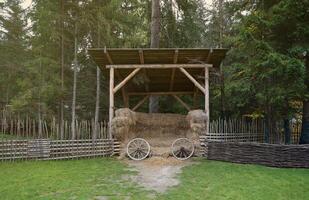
(0, 0, 28, 110)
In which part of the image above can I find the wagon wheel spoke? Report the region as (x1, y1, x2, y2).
(127, 138, 151, 161)
(171, 138, 194, 160)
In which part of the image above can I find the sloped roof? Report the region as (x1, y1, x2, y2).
(88, 48, 228, 93)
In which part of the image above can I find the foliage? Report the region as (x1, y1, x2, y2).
(0, 0, 308, 132)
(221, 0, 307, 123)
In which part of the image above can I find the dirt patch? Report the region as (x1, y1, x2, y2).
(124, 157, 196, 193)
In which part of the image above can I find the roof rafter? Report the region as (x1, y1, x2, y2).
(169, 49, 178, 91)
(107, 64, 212, 69)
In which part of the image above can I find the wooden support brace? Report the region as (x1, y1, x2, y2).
(169, 49, 178, 91)
(173, 95, 190, 111)
(109, 68, 114, 139)
(105, 47, 129, 108)
(128, 91, 194, 96)
(104, 47, 114, 64)
(107, 64, 211, 69)
(132, 95, 149, 111)
(139, 49, 149, 92)
(113, 68, 141, 94)
(179, 67, 205, 95)
(205, 67, 210, 134)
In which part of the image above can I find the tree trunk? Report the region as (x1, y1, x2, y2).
(149, 0, 160, 113)
(38, 50, 43, 138)
(59, 0, 65, 139)
(300, 53, 309, 144)
(218, 0, 225, 118)
(93, 67, 100, 139)
(71, 24, 78, 140)
(93, 22, 101, 140)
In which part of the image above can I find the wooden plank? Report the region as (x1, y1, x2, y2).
(205, 67, 209, 134)
(139, 49, 144, 64)
(109, 68, 114, 139)
(128, 91, 194, 96)
(104, 48, 113, 64)
(105, 48, 128, 108)
(179, 67, 205, 94)
(132, 95, 149, 111)
(206, 48, 213, 62)
(106, 64, 212, 69)
(169, 49, 179, 91)
(139, 49, 150, 92)
(173, 49, 179, 64)
(172, 95, 190, 111)
(113, 68, 141, 93)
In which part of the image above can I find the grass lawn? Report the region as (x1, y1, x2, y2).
(0, 158, 308, 200)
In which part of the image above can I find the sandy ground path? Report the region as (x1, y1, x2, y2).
(124, 157, 196, 193)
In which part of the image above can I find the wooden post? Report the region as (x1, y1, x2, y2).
(205, 67, 209, 134)
(109, 68, 114, 139)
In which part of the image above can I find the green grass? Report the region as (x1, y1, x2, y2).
(0, 158, 308, 200)
(161, 159, 309, 200)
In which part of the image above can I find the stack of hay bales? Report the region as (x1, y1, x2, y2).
(112, 108, 207, 158)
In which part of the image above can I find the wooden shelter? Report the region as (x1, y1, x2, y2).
(88, 48, 228, 138)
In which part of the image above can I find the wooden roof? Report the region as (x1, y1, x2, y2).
(88, 48, 228, 94)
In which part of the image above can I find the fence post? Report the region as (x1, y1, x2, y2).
(284, 119, 291, 144)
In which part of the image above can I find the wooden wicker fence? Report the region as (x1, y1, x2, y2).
(206, 141, 309, 168)
(0, 139, 119, 161)
(0, 117, 109, 140)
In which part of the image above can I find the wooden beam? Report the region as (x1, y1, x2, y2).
(113, 68, 141, 94)
(106, 64, 212, 69)
(179, 67, 205, 94)
(206, 48, 213, 63)
(205, 67, 209, 134)
(169, 49, 178, 91)
(104, 47, 113, 64)
(128, 91, 194, 96)
(109, 68, 114, 139)
(173, 95, 190, 111)
(173, 49, 179, 64)
(105, 48, 129, 105)
(139, 49, 149, 92)
(139, 49, 144, 64)
(132, 95, 149, 111)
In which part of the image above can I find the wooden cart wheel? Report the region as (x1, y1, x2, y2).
(171, 138, 194, 160)
(126, 138, 150, 161)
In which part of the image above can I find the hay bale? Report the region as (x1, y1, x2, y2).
(112, 108, 206, 158)
(115, 108, 136, 126)
(186, 110, 207, 136)
(186, 110, 207, 124)
(135, 112, 189, 129)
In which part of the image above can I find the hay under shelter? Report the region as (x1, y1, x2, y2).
(89, 48, 228, 157)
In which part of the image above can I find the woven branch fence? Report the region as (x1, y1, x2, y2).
(206, 141, 309, 168)
(0, 117, 108, 140)
(0, 115, 119, 161)
(0, 139, 120, 161)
